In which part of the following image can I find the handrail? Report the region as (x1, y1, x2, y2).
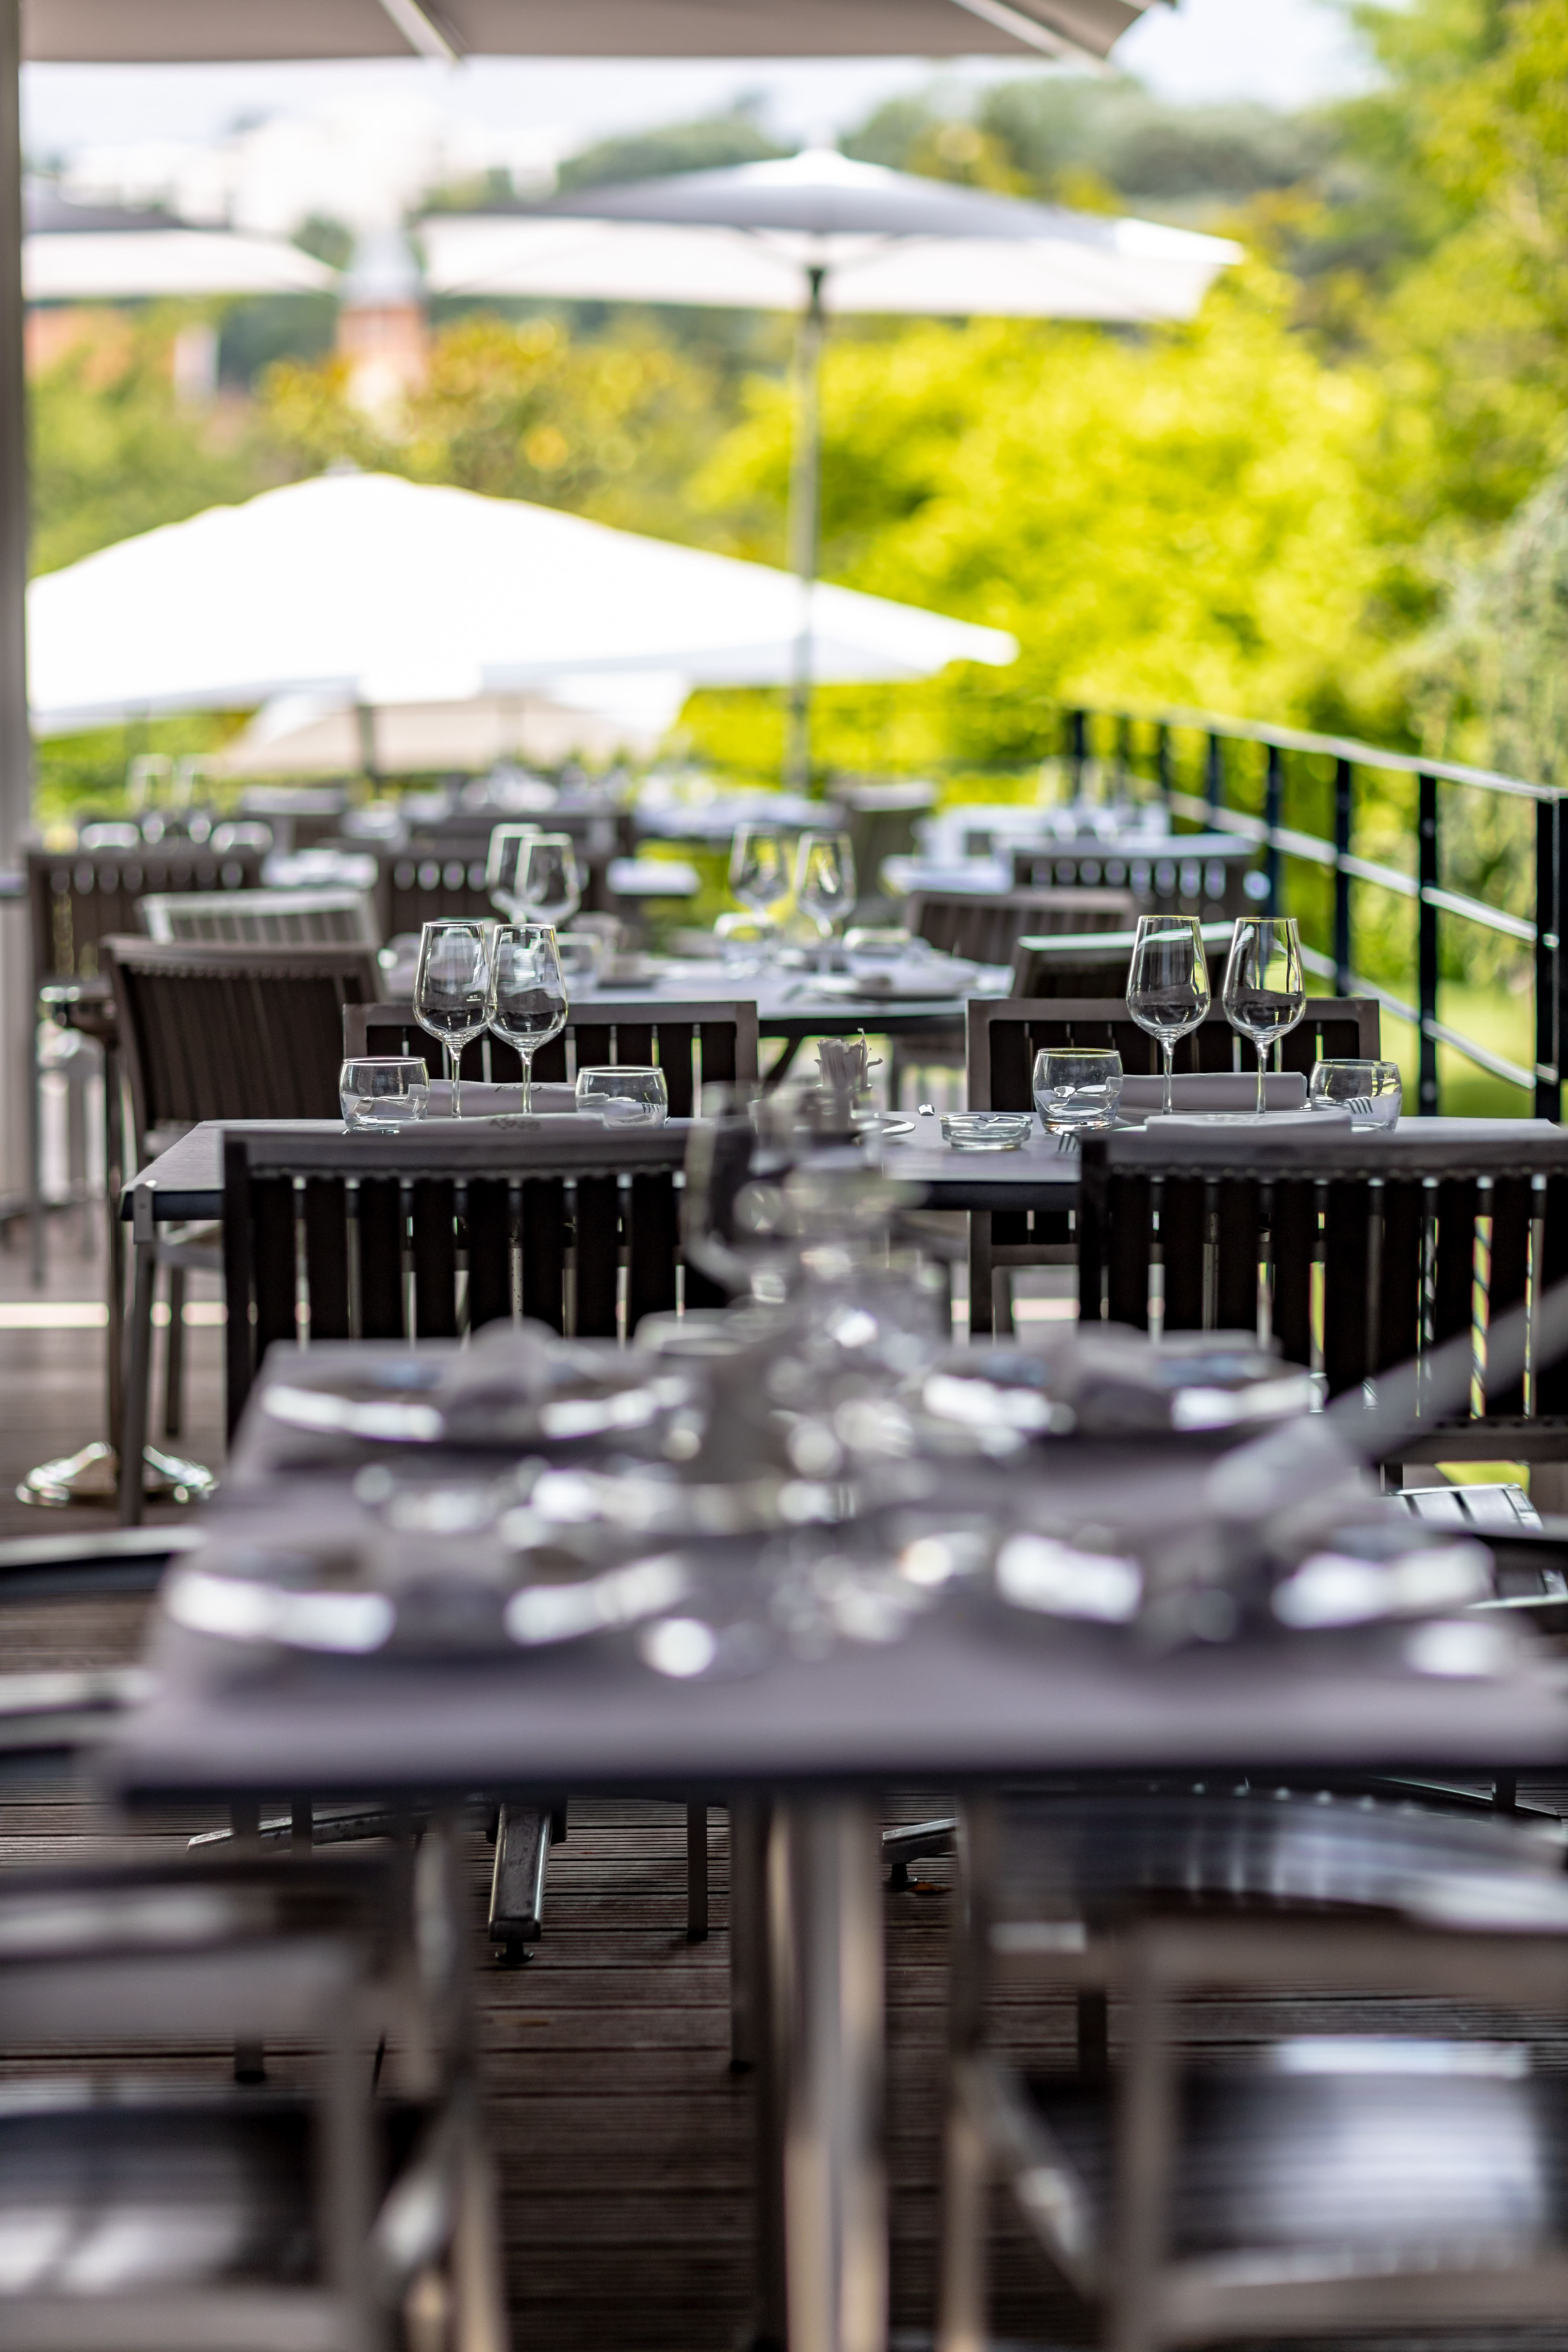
(1066, 706, 1565, 1120)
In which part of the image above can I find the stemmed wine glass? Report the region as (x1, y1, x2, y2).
(486, 823, 537, 918)
(729, 824, 791, 922)
(1126, 913, 1212, 1114)
(490, 924, 569, 1114)
(795, 831, 856, 944)
(1223, 915, 1306, 1116)
(512, 832, 582, 929)
(414, 920, 493, 1120)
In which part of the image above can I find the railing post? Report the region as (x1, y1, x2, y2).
(1556, 794, 1568, 1126)
(1155, 723, 1172, 818)
(1205, 731, 1223, 816)
(1534, 794, 1558, 1121)
(1333, 756, 1354, 996)
(1264, 743, 1283, 916)
(1067, 708, 1086, 800)
(1116, 712, 1132, 797)
(1418, 771, 1439, 1115)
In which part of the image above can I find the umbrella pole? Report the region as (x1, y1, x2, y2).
(785, 266, 826, 797)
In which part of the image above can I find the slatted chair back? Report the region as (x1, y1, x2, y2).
(906, 887, 1136, 968)
(342, 998, 759, 1120)
(103, 937, 382, 1155)
(1010, 920, 1235, 1000)
(222, 1124, 701, 1434)
(139, 887, 381, 950)
(1010, 834, 1258, 921)
(964, 996, 1383, 1340)
(1077, 1122, 1568, 1464)
(28, 841, 268, 986)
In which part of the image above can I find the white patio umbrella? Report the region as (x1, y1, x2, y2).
(24, 188, 336, 300)
(23, 0, 1158, 66)
(27, 468, 1016, 733)
(422, 147, 1238, 780)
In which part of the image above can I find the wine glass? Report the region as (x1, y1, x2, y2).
(486, 822, 537, 918)
(729, 824, 790, 921)
(490, 924, 569, 1114)
(513, 832, 582, 929)
(1223, 915, 1306, 1116)
(414, 920, 492, 1120)
(1126, 913, 1212, 1114)
(795, 832, 856, 943)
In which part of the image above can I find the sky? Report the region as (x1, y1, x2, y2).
(20, 0, 1374, 168)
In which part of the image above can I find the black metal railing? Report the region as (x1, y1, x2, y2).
(1063, 707, 1562, 1122)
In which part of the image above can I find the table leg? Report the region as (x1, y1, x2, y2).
(104, 1040, 124, 1450)
(767, 1795, 887, 2352)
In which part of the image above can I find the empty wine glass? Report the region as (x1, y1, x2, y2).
(490, 924, 569, 1114)
(1126, 913, 1212, 1114)
(729, 824, 791, 921)
(796, 832, 856, 943)
(1223, 915, 1307, 1116)
(513, 832, 582, 929)
(414, 920, 492, 1120)
(485, 822, 537, 918)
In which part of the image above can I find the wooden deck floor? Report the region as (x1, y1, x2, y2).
(8, 1214, 1568, 2350)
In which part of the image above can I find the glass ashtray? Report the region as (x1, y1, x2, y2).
(940, 1112, 1033, 1153)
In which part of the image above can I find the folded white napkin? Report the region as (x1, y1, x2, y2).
(1119, 1071, 1306, 1113)
(424, 1079, 577, 1117)
(1144, 1105, 1353, 1132)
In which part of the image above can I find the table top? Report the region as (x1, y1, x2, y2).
(123, 1111, 1562, 1225)
(110, 1399, 1568, 1801)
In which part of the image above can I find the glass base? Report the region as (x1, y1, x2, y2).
(16, 1439, 216, 1508)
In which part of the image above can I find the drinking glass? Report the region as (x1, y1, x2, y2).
(575, 1065, 669, 1125)
(729, 824, 791, 920)
(1309, 1058, 1402, 1128)
(513, 832, 582, 929)
(490, 923, 569, 1114)
(1223, 915, 1307, 1116)
(485, 821, 537, 918)
(413, 920, 492, 1120)
(795, 832, 856, 942)
(339, 1056, 429, 1130)
(1033, 1047, 1123, 1133)
(1126, 914, 1212, 1114)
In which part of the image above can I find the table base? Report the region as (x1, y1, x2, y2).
(16, 1438, 215, 1509)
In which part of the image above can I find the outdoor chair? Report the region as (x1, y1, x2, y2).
(344, 995, 759, 1117)
(138, 884, 381, 949)
(938, 1784, 1568, 2352)
(890, 887, 1138, 1106)
(967, 994, 1381, 1336)
(1010, 832, 1259, 919)
(1010, 918, 1234, 1000)
(24, 838, 270, 1263)
(826, 776, 936, 923)
(1076, 1119, 1568, 1468)
(104, 937, 383, 1495)
(0, 1846, 507, 2352)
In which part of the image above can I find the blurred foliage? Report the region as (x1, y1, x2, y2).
(261, 313, 728, 542)
(555, 106, 785, 192)
(30, 307, 295, 577)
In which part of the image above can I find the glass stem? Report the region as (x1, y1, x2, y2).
(446, 1042, 461, 1121)
(520, 1050, 534, 1115)
(1162, 1040, 1175, 1116)
(1255, 1042, 1268, 1118)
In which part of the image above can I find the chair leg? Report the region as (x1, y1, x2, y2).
(936, 2066, 989, 2352)
(969, 1212, 994, 1341)
(163, 1263, 187, 1438)
(488, 1804, 552, 1961)
(118, 1236, 156, 1526)
(687, 1801, 709, 1942)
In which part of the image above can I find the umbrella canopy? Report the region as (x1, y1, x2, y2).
(27, 469, 1015, 732)
(424, 148, 1234, 319)
(423, 146, 1234, 782)
(23, 188, 337, 299)
(25, 0, 1158, 64)
(214, 678, 684, 774)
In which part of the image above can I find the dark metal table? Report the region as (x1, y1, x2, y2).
(110, 1339, 1568, 2352)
